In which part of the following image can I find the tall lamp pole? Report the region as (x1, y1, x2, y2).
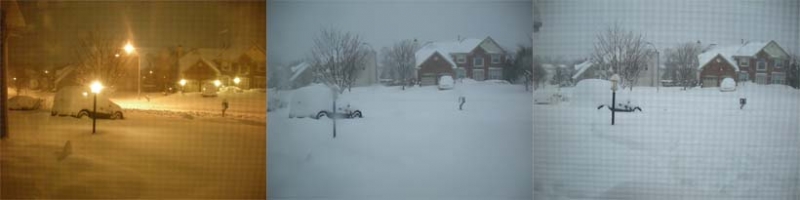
(90, 81, 103, 134)
(124, 42, 140, 99)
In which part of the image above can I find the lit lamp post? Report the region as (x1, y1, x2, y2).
(179, 79, 187, 95)
(123, 42, 141, 99)
(90, 81, 104, 134)
(610, 74, 620, 125)
(233, 77, 241, 85)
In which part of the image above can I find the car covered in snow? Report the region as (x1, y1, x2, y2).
(8, 95, 43, 110)
(201, 82, 219, 97)
(438, 75, 454, 90)
(720, 78, 736, 92)
(288, 84, 363, 119)
(51, 86, 124, 119)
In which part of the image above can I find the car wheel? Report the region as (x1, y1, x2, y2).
(316, 111, 327, 119)
(352, 110, 362, 118)
(111, 112, 123, 120)
(77, 110, 90, 119)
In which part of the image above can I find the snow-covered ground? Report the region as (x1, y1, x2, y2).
(268, 80, 533, 200)
(534, 80, 800, 199)
(2, 89, 266, 198)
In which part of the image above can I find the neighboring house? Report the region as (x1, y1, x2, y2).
(572, 60, 595, 82)
(697, 41, 790, 87)
(414, 36, 511, 85)
(177, 45, 266, 92)
(288, 62, 314, 89)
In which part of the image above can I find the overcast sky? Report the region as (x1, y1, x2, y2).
(534, 0, 800, 60)
(267, 0, 532, 66)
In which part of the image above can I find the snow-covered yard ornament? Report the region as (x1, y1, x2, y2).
(740, 98, 746, 110)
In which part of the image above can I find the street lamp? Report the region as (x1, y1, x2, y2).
(213, 80, 222, 87)
(179, 79, 187, 95)
(90, 81, 104, 134)
(124, 42, 141, 99)
(610, 74, 620, 125)
(233, 77, 241, 85)
(645, 42, 659, 92)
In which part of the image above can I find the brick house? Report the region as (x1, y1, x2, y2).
(177, 45, 266, 92)
(414, 37, 510, 85)
(697, 41, 790, 87)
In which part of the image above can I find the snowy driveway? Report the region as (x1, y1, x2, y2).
(268, 82, 533, 200)
(534, 84, 800, 200)
(1, 110, 266, 199)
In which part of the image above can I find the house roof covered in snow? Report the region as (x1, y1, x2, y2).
(572, 60, 593, 79)
(289, 62, 311, 82)
(414, 38, 485, 69)
(697, 41, 786, 72)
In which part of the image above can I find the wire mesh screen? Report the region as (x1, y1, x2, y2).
(533, 0, 800, 199)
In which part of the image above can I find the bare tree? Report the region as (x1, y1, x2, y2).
(382, 39, 419, 90)
(72, 31, 135, 90)
(309, 28, 369, 93)
(665, 42, 702, 90)
(590, 24, 650, 90)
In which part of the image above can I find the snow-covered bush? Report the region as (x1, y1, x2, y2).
(8, 96, 43, 110)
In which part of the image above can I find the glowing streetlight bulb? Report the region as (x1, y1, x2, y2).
(213, 80, 221, 87)
(44, 70, 49, 74)
(233, 77, 241, 85)
(90, 81, 104, 94)
(124, 42, 135, 54)
(179, 79, 187, 86)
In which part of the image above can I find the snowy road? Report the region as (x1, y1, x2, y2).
(268, 82, 533, 200)
(1, 110, 266, 199)
(534, 81, 800, 200)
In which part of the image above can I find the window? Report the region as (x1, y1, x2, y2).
(738, 72, 749, 82)
(472, 69, 485, 81)
(774, 59, 783, 68)
(771, 72, 785, 85)
(755, 73, 768, 84)
(474, 57, 484, 67)
(488, 68, 502, 80)
(757, 59, 767, 71)
(739, 58, 749, 67)
(491, 55, 500, 64)
(456, 55, 466, 64)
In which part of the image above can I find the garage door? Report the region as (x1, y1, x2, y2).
(420, 73, 436, 86)
(702, 76, 717, 87)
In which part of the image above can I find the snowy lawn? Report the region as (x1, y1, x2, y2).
(534, 80, 800, 200)
(2, 94, 266, 198)
(268, 81, 533, 200)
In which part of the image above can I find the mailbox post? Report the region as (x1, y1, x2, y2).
(610, 74, 620, 125)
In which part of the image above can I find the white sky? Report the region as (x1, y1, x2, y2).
(534, 0, 800, 60)
(267, 0, 533, 66)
